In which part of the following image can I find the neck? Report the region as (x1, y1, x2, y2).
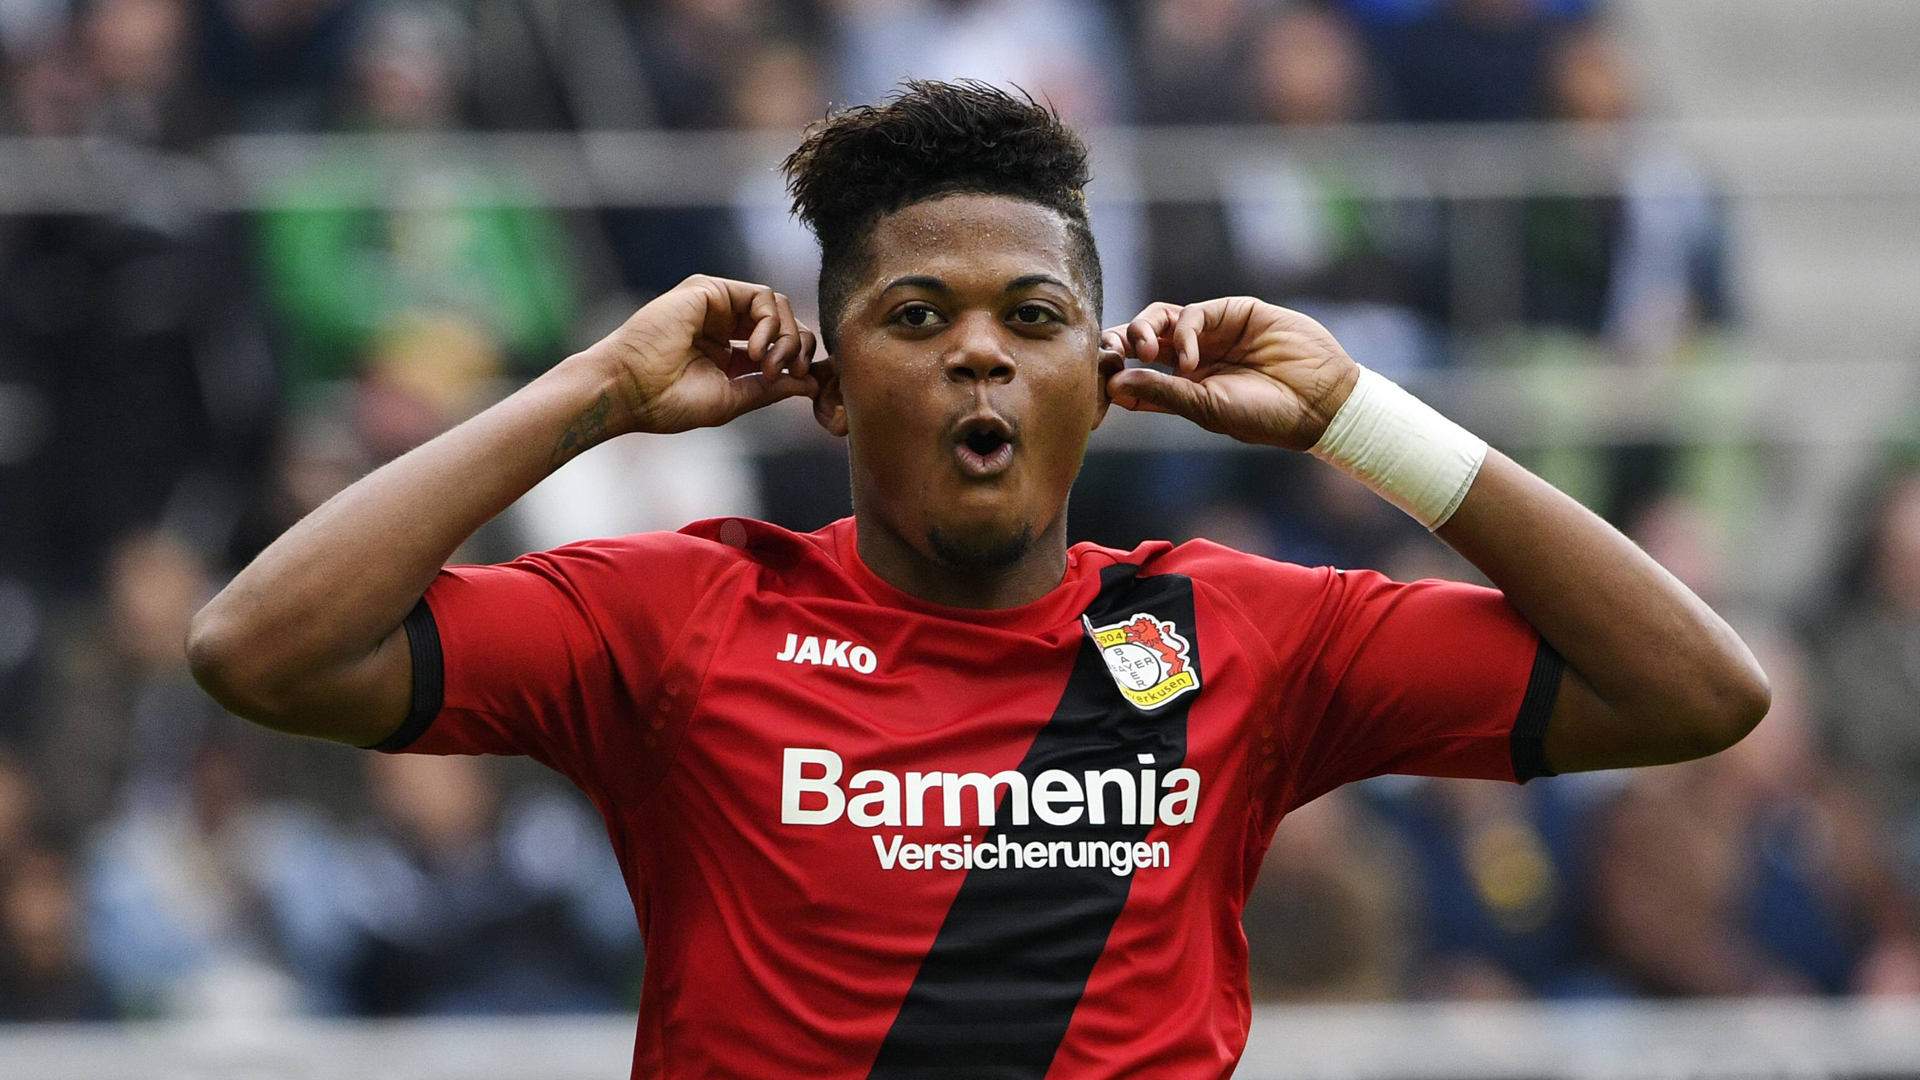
(854, 511, 1070, 610)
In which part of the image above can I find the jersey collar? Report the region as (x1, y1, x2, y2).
(823, 517, 1113, 633)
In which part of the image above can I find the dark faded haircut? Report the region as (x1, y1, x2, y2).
(781, 79, 1102, 352)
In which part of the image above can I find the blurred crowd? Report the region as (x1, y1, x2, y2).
(2, 0, 1919, 1025)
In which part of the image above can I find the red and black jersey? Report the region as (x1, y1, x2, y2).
(373, 516, 1562, 1079)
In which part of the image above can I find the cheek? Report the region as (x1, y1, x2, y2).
(1029, 365, 1101, 442)
(842, 369, 944, 464)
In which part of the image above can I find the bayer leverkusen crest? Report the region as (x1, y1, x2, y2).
(1083, 612, 1200, 711)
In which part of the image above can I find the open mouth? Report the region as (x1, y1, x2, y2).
(953, 417, 1016, 478)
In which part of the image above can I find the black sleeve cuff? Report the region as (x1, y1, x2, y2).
(364, 598, 444, 752)
(1509, 639, 1565, 783)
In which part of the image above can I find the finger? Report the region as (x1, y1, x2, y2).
(1172, 304, 1207, 373)
(767, 292, 799, 378)
(794, 326, 817, 375)
(1106, 367, 1212, 425)
(1101, 327, 1128, 357)
(745, 293, 779, 369)
(693, 276, 782, 360)
(1126, 312, 1163, 365)
(686, 275, 749, 336)
(1126, 302, 1182, 366)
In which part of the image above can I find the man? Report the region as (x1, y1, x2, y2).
(188, 82, 1768, 1078)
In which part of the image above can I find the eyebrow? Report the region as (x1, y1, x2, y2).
(879, 273, 1073, 295)
(1006, 274, 1071, 292)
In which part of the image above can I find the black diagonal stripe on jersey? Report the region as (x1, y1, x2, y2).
(865, 564, 1198, 1080)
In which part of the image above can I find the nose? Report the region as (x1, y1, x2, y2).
(943, 314, 1016, 385)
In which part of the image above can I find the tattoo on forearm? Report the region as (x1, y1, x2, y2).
(550, 390, 614, 467)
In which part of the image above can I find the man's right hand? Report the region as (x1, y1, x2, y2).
(188, 273, 819, 746)
(574, 275, 819, 449)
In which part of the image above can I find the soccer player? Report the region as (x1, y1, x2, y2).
(187, 82, 1769, 1078)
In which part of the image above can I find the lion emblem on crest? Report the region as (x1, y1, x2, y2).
(1083, 612, 1201, 710)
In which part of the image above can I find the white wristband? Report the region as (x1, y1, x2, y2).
(1308, 367, 1488, 530)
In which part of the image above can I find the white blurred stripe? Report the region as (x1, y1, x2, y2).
(4, 1000, 1919, 1080)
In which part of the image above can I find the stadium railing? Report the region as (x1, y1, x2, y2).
(4, 999, 1920, 1079)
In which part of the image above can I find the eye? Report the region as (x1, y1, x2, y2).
(892, 303, 944, 329)
(1011, 303, 1060, 326)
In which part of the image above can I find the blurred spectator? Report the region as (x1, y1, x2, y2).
(0, 575, 40, 745)
(33, 530, 232, 834)
(1, 846, 114, 1020)
(495, 36, 817, 552)
(1815, 467, 1920, 878)
(1370, 777, 1615, 998)
(586, 0, 789, 293)
(629, 0, 807, 131)
(0, 149, 275, 591)
(83, 734, 358, 1016)
(1590, 636, 1920, 996)
(339, 754, 639, 1015)
(1243, 789, 1411, 1000)
(84, 0, 217, 146)
(1521, 25, 1729, 353)
(1366, 0, 1562, 122)
(253, 3, 579, 399)
(1133, 0, 1265, 124)
(0, 0, 68, 61)
(1214, 3, 1447, 374)
(829, 0, 1123, 126)
(730, 39, 828, 327)
(1337, 0, 1592, 32)
(3, 33, 92, 136)
(195, 0, 364, 132)
(0, 754, 31, 865)
(461, 0, 652, 132)
(512, 49, 767, 561)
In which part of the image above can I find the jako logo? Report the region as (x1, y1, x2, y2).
(776, 634, 877, 674)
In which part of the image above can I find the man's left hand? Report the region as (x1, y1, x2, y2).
(1101, 298, 1361, 452)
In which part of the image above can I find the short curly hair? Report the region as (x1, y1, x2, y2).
(781, 79, 1103, 352)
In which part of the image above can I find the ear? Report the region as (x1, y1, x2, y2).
(811, 355, 849, 438)
(1090, 346, 1125, 430)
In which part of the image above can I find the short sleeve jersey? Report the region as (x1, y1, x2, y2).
(378, 516, 1562, 1080)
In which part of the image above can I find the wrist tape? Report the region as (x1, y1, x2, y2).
(1308, 367, 1488, 531)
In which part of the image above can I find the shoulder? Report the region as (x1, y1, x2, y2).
(481, 518, 814, 609)
(1128, 537, 1343, 598)
(524, 517, 817, 572)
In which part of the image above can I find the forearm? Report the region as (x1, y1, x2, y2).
(1099, 298, 1769, 770)
(1435, 451, 1770, 768)
(188, 351, 629, 741)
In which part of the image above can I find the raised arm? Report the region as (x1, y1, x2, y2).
(187, 277, 816, 746)
(1433, 451, 1767, 769)
(1102, 298, 1769, 775)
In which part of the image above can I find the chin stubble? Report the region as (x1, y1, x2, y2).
(926, 523, 1036, 573)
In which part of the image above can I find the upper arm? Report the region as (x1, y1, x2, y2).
(187, 603, 416, 748)
(1168, 542, 1563, 810)
(1279, 567, 1564, 809)
(1541, 658, 1747, 774)
(371, 533, 738, 790)
(370, 553, 624, 779)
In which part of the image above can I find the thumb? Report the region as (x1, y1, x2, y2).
(1107, 368, 1214, 425)
(725, 370, 818, 420)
